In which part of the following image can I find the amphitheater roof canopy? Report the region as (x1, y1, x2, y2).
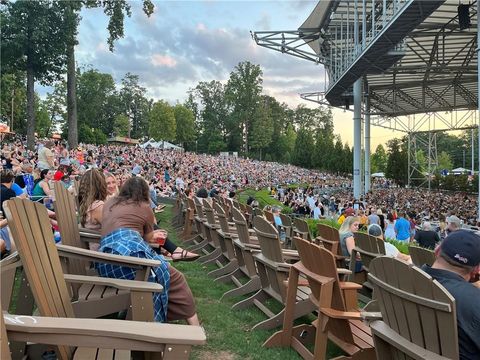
(254, 0, 479, 118)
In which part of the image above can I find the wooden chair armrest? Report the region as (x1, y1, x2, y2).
(0, 251, 22, 272)
(64, 274, 163, 293)
(4, 313, 206, 350)
(78, 227, 101, 236)
(339, 282, 363, 290)
(336, 268, 352, 275)
(56, 244, 161, 268)
(320, 307, 362, 320)
(361, 311, 383, 321)
(370, 320, 450, 359)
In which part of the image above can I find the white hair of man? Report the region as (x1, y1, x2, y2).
(422, 221, 432, 231)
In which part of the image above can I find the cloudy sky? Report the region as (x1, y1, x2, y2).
(73, 0, 396, 147)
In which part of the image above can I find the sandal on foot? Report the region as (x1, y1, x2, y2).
(172, 249, 200, 262)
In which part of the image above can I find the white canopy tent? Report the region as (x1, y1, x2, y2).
(140, 139, 183, 151)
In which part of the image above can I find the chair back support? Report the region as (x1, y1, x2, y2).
(353, 232, 386, 271)
(409, 246, 436, 267)
(368, 257, 458, 359)
(294, 237, 345, 311)
(279, 213, 292, 228)
(214, 202, 231, 235)
(316, 223, 334, 241)
(193, 197, 204, 218)
(253, 216, 283, 263)
(4, 198, 75, 359)
(232, 207, 253, 245)
(293, 218, 311, 241)
(252, 208, 264, 217)
(202, 199, 217, 227)
(264, 210, 275, 224)
(1, 313, 11, 360)
(54, 182, 87, 277)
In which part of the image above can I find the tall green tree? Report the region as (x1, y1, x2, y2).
(149, 100, 176, 142)
(292, 128, 314, 168)
(76, 68, 118, 137)
(62, 0, 154, 148)
(119, 72, 149, 139)
(174, 104, 196, 148)
(0, 72, 27, 133)
(250, 97, 273, 160)
(190, 81, 228, 153)
(113, 114, 130, 137)
(385, 138, 408, 185)
(225, 61, 263, 154)
(1, 0, 69, 148)
(371, 144, 388, 173)
(438, 151, 453, 170)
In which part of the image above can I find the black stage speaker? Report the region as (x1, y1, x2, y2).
(458, 4, 471, 30)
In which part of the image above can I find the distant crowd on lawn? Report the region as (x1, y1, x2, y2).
(2, 137, 479, 233)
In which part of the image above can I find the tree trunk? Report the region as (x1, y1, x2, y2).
(26, 56, 35, 150)
(67, 41, 78, 149)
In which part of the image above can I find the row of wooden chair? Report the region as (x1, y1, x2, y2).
(173, 193, 455, 360)
(1, 192, 206, 359)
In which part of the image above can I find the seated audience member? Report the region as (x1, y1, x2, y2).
(105, 172, 119, 199)
(422, 230, 480, 359)
(272, 206, 286, 242)
(31, 169, 54, 202)
(414, 221, 440, 249)
(339, 216, 363, 272)
(97, 176, 200, 325)
(446, 215, 462, 236)
(1, 170, 17, 256)
(367, 224, 412, 263)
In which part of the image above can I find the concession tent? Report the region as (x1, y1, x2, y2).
(140, 139, 183, 151)
(371, 172, 385, 178)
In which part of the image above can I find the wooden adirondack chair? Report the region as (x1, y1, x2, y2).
(264, 210, 275, 224)
(179, 197, 199, 242)
(316, 223, 347, 267)
(233, 217, 315, 330)
(409, 245, 436, 267)
(2, 312, 206, 360)
(279, 213, 293, 246)
(52, 183, 157, 318)
(348, 232, 386, 290)
(197, 199, 224, 265)
(3, 198, 206, 360)
(207, 202, 240, 280)
(368, 256, 458, 359)
(220, 207, 262, 300)
(264, 237, 375, 359)
(293, 218, 312, 243)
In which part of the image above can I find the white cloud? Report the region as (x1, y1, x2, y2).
(151, 54, 177, 68)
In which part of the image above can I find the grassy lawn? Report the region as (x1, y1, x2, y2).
(237, 189, 292, 213)
(159, 205, 344, 360)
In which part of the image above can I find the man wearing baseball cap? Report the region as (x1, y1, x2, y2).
(422, 230, 480, 359)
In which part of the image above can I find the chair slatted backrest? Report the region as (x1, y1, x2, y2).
(214, 202, 231, 235)
(252, 208, 264, 218)
(4, 198, 75, 359)
(253, 216, 284, 263)
(54, 182, 88, 277)
(316, 223, 332, 240)
(293, 218, 311, 241)
(232, 207, 254, 245)
(264, 210, 275, 224)
(294, 237, 346, 311)
(193, 197, 205, 218)
(202, 199, 217, 227)
(368, 257, 458, 359)
(409, 246, 436, 267)
(316, 223, 341, 255)
(353, 232, 386, 271)
(279, 213, 292, 228)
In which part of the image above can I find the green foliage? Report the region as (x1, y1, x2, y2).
(385, 138, 408, 185)
(438, 151, 453, 170)
(225, 61, 263, 154)
(149, 100, 176, 142)
(238, 189, 292, 214)
(119, 73, 150, 139)
(250, 97, 273, 159)
(385, 239, 410, 255)
(292, 128, 314, 168)
(174, 104, 196, 147)
(35, 102, 51, 138)
(371, 144, 388, 174)
(0, 72, 27, 133)
(113, 114, 130, 137)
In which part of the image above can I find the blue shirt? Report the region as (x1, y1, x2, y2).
(11, 182, 24, 196)
(95, 228, 170, 322)
(394, 217, 410, 241)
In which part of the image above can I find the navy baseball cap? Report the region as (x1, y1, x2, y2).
(441, 230, 480, 267)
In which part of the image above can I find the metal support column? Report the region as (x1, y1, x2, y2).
(365, 91, 371, 194)
(477, 0, 480, 219)
(354, 79, 363, 199)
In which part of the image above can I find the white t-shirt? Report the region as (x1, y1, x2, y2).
(384, 242, 400, 258)
(313, 206, 321, 220)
